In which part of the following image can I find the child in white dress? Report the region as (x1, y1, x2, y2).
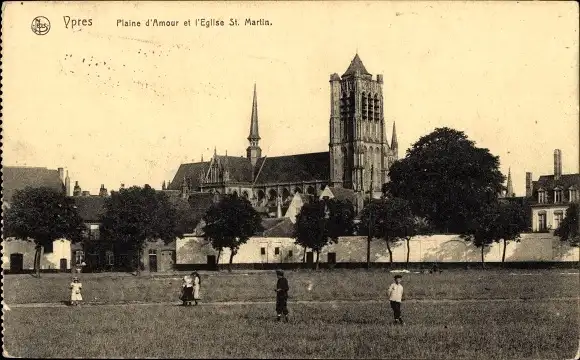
(192, 272, 201, 306)
(70, 277, 83, 306)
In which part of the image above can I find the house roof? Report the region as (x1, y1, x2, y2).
(73, 196, 106, 222)
(253, 152, 330, 185)
(533, 174, 580, 192)
(2, 166, 64, 203)
(261, 217, 294, 238)
(342, 54, 371, 77)
(324, 187, 356, 203)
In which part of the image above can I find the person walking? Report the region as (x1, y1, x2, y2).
(387, 274, 404, 324)
(275, 270, 289, 322)
(192, 271, 201, 306)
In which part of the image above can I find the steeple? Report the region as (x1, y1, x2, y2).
(342, 53, 371, 78)
(390, 122, 398, 151)
(246, 83, 262, 167)
(65, 171, 71, 196)
(506, 168, 514, 197)
(248, 83, 260, 142)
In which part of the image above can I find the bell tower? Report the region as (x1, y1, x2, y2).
(246, 83, 262, 168)
(329, 54, 392, 195)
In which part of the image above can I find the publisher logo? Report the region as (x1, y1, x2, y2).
(31, 16, 51, 35)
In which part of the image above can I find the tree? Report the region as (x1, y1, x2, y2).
(359, 198, 415, 265)
(202, 194, 263, 271)
(460, 204, 501, 269)
(4, 187, 85, 277)
(495, 201, 529, 263)
(386, 127, 505, 234)
(555, 202, 580, 247)
(100, 185, 182, 275)
(293, 198, 354, 270)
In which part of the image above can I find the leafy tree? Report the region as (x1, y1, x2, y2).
(293, 198, 354, 270)
(359, 198, 416, 265)
(496, 201, 529, 263)
(555, 202, 580, 247)
(460, 204, 500, 269)
(202, 194, 263, 271)
(386, 127, 505, 234)
(99, 185, 182, 275)
(4, 187, 85, 277)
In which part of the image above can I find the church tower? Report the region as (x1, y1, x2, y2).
(329, 54, 395, 195)
(246, 84, 262, 167)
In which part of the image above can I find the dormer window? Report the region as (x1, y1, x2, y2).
(554, 187, 563, 203)
(538, 189, 547, 204)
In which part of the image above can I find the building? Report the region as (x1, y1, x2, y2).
(527, 149, 580, 232)
(167, 54, 399, 214)
(2, 166, 72, 272)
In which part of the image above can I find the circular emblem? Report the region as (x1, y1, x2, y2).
(31, 16, 51, 35)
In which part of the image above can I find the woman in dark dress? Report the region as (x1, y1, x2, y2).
(181, 275, 194, 306)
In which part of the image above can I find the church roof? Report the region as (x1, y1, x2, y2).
(253, 152, 330, 184)
(2, 166, 64, 203)
(215, 155, 254, 183)
(342, 54, 371, 77)
(168, 162, 209, 191)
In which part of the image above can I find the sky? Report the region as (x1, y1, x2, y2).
(3, 1, 579, 196)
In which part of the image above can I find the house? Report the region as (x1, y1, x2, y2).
(526, 149, 580, 232)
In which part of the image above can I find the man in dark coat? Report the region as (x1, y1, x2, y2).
(275, 270, 289, 322)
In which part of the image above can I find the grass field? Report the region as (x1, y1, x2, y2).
(3, 269, 579, 359)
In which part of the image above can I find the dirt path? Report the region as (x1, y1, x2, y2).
(4, 297, 578, 309)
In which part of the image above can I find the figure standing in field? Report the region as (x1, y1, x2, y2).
(70, 276, 83, 306)
(275, 270, 289, 322)
(192, 271, 201, 306)
(181, 274, 194, 306)
(387, 274, 404, 325)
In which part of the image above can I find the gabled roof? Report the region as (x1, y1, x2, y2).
(2, 166, 64, 203)
(323, 186, 357, 204)
(73, 196, 106, 222)
(168, 162, 209, 191)
(342, 54, 371, 77)
(253, 152, 330, 185)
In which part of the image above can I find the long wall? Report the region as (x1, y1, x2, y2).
(176, 233, 579, 265)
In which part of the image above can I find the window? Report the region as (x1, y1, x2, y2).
(89, 224, 100, 240)
(570, 189, 579, 202)
(274, 247, 280, 255)
(554, 189, 563, 203)
(148, 249, 156, 255)
(538, 212, 547, 231)
(288, 250, 293, 258)
(554, 212, 564, 230)
(105, 251, 114, 266)
(75, 250, 85, 264)
(260, 247, 266, 255)
(538, 190, 547, 204)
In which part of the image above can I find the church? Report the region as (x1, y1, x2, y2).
(166, 54, 399, 214)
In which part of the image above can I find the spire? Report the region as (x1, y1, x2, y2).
(201, 154, 204, 162)
(214, 146, 217, 157)
(506, 168, 514, 197)
(342, 53, 371, 77)
(248, 83, 260, 142)
(390, 122, 398, 150)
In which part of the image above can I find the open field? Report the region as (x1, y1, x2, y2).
(3, 269, 579, 359)
(3, 269, 579, 304)
(4, 301, 578, 359)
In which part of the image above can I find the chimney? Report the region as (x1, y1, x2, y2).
(554, 149, 562, 180)
(73, 181, 82, 197)
(58, 168, 65, 184)
(525, 172, 533, 197)
(99, 184, 108, 197)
